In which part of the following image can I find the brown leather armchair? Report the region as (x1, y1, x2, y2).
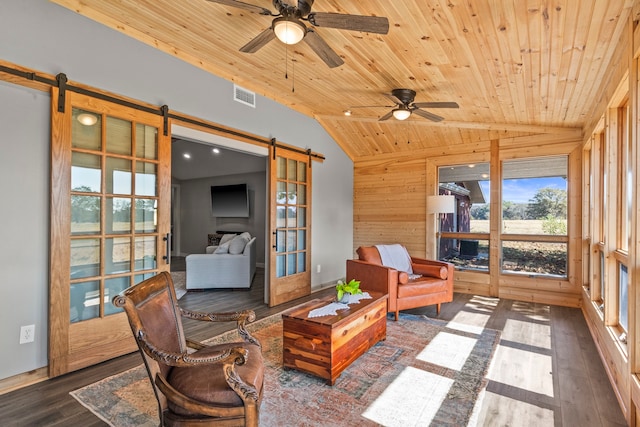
(113, 271, 263, 427)
(346, 246, 454, 321)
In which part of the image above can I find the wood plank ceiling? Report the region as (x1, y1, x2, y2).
(51, 0, 634, 160)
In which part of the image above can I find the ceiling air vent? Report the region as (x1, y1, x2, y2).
(233, 84, 256, 108)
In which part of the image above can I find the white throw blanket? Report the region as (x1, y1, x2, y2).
(307, 292, 372, 318)
(375, 244, 413, 274)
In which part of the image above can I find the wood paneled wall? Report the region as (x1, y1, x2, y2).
(353, 157, 428, 258)
(352, 134, 583, 308)
(578, 14, 640, 425)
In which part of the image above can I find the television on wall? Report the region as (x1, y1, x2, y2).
(211, 184, 249, 217)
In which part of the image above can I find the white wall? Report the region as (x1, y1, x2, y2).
(0, 81, 50, 379)
(0, 0, 353, 381)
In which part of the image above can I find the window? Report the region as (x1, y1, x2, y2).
(598, 251, 605, 311)
(501, 156, 568, 277)
(437, 162, 490, 271)
(588, 100, 630, 342)
(592, 130, 606, 306)
(618, 263, 628, 333)
(617, 102, 630, 251)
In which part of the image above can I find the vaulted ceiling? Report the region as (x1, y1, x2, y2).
(52, 0, 635, 160)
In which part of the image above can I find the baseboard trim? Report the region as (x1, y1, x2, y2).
(0, 367, 48, 395)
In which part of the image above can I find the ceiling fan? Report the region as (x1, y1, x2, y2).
(375, 89, 459, 122)
(206, 0, 389, 68)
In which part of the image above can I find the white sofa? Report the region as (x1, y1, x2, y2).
(186, 235, 257, 289)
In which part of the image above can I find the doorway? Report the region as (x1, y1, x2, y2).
(170, 125, 269, 300)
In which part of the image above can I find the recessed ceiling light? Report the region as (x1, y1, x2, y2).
(212, 148, 220, 154)
(481, 173, 489, 179)
(468, 164, 475, 168)
(183, 153, 191, 159)
(344, 110, 352, 116)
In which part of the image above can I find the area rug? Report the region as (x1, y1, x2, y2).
(71, 313, 499, 426)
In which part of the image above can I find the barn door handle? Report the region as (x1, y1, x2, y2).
(163, 233, 171, 264)
(272, 231, 277, 249)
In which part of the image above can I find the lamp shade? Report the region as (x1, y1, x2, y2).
(427, 195, 455, 214)
(273, 17, 306, 45)
(392, 107, 411, 121)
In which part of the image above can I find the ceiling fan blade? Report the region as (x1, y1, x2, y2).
(350, 105, 395, 108)
(303, 29, 344, 68)
(413, 108, 444, 122)
(206, 0, 273, 15)
(413, 101, 460, 109)
(378, 111, 394, 121)
(239, 28, 276, 53)
(384, 93, 404, 105)
(307, 12, 389, 34)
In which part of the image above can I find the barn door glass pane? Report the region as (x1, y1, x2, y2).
(274, 155, 309, 278)
(106, 116, 132, 155)
(72, 108, 101, 150)
(136, 123, 157, 159)
(69, 108, 160, 321)
(71, 195, 100, 235)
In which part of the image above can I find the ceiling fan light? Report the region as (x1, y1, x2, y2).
(392, 108, 411, 121)
(273, 17, 306, 45)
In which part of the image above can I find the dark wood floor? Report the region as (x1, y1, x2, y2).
(407, 296, 627, 426)
(0, 264, 627, 426)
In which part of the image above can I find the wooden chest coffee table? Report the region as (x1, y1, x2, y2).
(281, 291, 387, 385)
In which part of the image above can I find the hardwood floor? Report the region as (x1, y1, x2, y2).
(0, 268, 627, 426)
(406, 295, 627, 426)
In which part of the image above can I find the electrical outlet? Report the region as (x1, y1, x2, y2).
(316, 264, 321, 273)
(20, 324, 35, 344)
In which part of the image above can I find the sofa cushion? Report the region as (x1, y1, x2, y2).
(214, 241, 231, 254)
(167, 342, 264, 412)
(397, 277, 450, 299)
(228, 233, 251, 255)
(356, 246, 382, 265)
(219, 233, 237, 245)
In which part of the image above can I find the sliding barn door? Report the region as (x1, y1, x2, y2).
(269, 149, 311, 306)
(49, 88, 171, 376)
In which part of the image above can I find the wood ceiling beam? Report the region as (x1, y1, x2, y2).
(316, 114, 583, 136)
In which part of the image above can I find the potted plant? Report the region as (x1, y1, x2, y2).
(336, 279, 362, 303)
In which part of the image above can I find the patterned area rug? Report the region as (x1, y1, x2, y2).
(70, 313, 499, 426)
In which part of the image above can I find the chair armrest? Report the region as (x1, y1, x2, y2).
(186, 338, 206, 350)
(136, 330, 249, 367)
(179, 308, 256, 324)
(179, 309, 261, 347)
(411, 257, 454, 281)
(346, 259, 398, 302)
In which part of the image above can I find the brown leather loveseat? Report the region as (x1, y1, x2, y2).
(346, 245, 454, 320)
